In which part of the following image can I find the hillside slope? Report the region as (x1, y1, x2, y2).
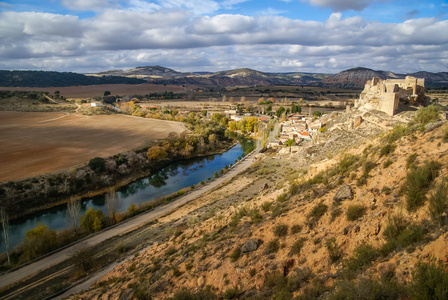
(70, 108, 448, 300)
(88, 66, 448, 88)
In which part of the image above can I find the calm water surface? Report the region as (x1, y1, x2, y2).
(2, 142, 252, 252)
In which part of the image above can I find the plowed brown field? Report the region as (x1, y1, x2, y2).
(0, 112, 187, 182)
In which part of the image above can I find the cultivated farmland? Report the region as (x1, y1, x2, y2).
(0, 112, 187, 182)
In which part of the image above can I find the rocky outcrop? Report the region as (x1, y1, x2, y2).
(241, 239, 262, 253)
(333, 184, 353, 202)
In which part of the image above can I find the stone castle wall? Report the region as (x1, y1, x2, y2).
(355, 76, 428, 116)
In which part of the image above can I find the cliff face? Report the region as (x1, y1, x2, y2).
(69, 110, 448, 300)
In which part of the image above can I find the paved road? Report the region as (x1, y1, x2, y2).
(0, 150, 257, 290)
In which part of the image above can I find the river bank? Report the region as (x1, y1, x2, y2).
(0, 137, 238, 222)
(0, 140, 254, 256)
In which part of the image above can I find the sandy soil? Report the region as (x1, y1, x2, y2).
(0, 112, 187, 182)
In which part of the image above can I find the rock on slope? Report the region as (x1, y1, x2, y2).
(71, 111, 448, 300)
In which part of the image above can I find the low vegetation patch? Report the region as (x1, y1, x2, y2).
(414, 105, 441, 125)
(273, 224, 289, 237)
(380, 215, 425, 256)
(327, 237, 342, 263)
(346, 204, 367, 221)
(342, 244, 378, 277)
(429, 180, 448, 227)
(402, 160, 441, 211)
(290, 238, 306, 255)
(307, 201, 328, 229)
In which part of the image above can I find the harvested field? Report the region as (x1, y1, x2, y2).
(0, 112, 187, 182)
(0, 83, 188, 99)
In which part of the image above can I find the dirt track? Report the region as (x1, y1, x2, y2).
(0, 112, 187, 182)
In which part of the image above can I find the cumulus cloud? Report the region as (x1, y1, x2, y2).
(0, 8, 447, 73)
(222, 0, 251, 9)
(158, 0, 220, 15)
(301, 0, 382, 12)
(61, 0, 119, 11)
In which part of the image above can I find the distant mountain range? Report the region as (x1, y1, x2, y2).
(0, 67, 447, 88)
(91, 66, 448, 89)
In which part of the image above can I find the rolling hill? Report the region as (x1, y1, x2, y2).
(1, 67, 447, 88)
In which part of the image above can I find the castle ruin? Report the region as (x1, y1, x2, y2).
(355, 76, 428, 116)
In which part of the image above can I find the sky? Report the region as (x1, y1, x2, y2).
(0, 0, 447, 74)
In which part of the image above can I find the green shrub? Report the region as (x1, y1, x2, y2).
(330, 206, 342, 222)
(383, 215, 407, 241)
(410, 258, 448, 300)
(346, 204, 367, 221)
(250, 209, 263, 223)
(414, 104, 441, 125)
(291, 224, 302, 234)
(276, 193, 288, 203)
(380, 143, 396, 157)
(298, 278, 329, 300)
(380, 216, 425, 256)
(329, 273, 406, 300)
(384, 125, 408, 143)
(290, 238, 306, 255)
(343, 244, 378, 275)
(288, 267, 314, 292)
(429, 181, 448, 227)
(274, 224, 289, 237)
(289, 182, 299, 195)
(356, 174, 368, 186)
(310, 172, 325, 184)
(261, 201, 272, 212)
(403, 160, 441, 211)
(309, 201, 328, 219)
(88, 157, 106, 173)
(266, 239, 280, 253)
(307, 201, 328, 228)
(383, 158, 393, 168)
(443, 125, 448, 142)
(335, 154, 359, 176)
(222, 286, 239, 299)
(406, 153, 418, 169)
(327, 237, 342, 263)
(230, 247, 241, 262)
(363, 160, 377, 174)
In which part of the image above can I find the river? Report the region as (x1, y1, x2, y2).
(2, 142, 253, 253)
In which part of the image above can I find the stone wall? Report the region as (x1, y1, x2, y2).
(355, 76, 428, 115)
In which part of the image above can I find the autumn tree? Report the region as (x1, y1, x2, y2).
(245, 116, 260, 133)
(229, 120, 237, 131)
(23, 223, 58, 259)
(80, 207, 104, 233)
(147, 145, 168, 160)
